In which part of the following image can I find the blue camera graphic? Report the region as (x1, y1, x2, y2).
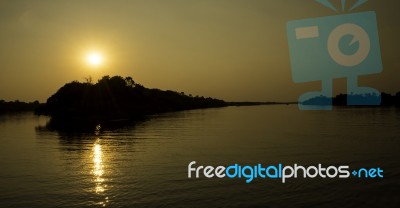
(287, 11, 383, 110)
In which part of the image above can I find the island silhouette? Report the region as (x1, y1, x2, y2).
(29, 75, 231, 131)
(34, 75, 226, 117)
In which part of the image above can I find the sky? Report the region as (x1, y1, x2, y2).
(0, 0, 399, 102)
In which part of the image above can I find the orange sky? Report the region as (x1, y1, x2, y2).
(0, 0, 399, 102)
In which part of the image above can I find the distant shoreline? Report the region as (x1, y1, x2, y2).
(227, 102, 296, 106)
(0, 100, 40, 114)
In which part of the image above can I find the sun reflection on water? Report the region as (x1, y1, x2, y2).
(92, 138, 109, 206)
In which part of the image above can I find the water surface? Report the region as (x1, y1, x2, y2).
(0, 105, 399, 207)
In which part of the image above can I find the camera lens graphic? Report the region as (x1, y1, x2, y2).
(328, 23, 371, 67)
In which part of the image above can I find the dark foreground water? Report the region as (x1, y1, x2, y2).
(0, 105, 399, 207)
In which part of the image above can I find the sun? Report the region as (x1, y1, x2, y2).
(86, 52, 103, 66)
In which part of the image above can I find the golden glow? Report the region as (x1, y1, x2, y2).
(86, 52, 103, 66)
(92, 139, 109, 206)
(93, 143, 104, 179)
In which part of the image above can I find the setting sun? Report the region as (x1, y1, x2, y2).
(86, 52, 103, 66)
